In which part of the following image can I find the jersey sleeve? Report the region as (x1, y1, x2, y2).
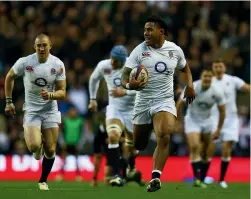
(233, 76, 245, 90)
(215, 90, 226, 106)
(125, 47, 140, 69)
(89, 61, 104, 99)
(176, 46, 187, 69)
(56, 60, 66, 81)
(12, 57, 26, 76)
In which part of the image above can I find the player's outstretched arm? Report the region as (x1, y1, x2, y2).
(180, 63, 196, 105)
(121, 67, 132, 89)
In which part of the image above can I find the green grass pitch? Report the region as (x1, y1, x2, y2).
(0, 181, 249, 199)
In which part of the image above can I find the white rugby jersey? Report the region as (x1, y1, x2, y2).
(125, 41, 186, 103)
(13, 53, 66, 112)
(211, 74, 245, 117)
(181, 80, 225, 120)
(89, 59, 136, 112)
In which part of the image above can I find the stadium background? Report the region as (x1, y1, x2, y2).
(0, 1, 249, 182)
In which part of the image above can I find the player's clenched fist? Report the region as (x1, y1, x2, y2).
(129, 73, 147, 90)
(88, 99, 98, 112)
(40, 89, 54, 100)
(110, 87, 126, 97)
(5, 103, 16, 118)
(184, 86, 196, 105)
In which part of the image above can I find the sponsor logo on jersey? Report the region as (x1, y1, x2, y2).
(142, 52, 150, 57)
(35, 78, 47, 87)
(25, 66, 34, 72)
(113, 77, 121, 87)
(104, 69, 111, 74)
(51, 68, 56, 75)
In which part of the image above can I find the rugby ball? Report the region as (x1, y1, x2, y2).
(129, 65, 148, 84)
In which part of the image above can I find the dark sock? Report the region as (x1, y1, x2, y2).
(128, 154, 136, 170)
(200, 161, 211, 182)
(152, 170, 161, 179)
(120, 157, 128, 178)
(191, 161, 201, 180)
(220, 159, 230, 182)
(39, 156, 55, 183)
(107, 146, 121, 176)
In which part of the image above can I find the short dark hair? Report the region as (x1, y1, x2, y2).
(201, 66, 213, 73)
(146, 15, 168, 36)
(212, 58, 225, 65)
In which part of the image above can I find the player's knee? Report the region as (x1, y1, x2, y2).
(108, 131, 120, 143)
(106, 124, 122, 143)
(44, 147, 56, 159)
(156, 133, 170, 147)
(28, 143, 41, 153)
(190, 143, 200, 153)
(125, 138, 134, 147)
(222, 150, 231, 159)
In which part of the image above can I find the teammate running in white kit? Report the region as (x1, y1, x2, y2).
(5, 34, 66, 190)
(121, 15, 196, 192)
(210, 59, 250, 188)
(176, 67, 226, 188)
(89, 45, 139, 187)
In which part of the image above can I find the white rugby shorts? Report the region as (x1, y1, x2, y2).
(133, 98, 176, 125)
(184, 115, 214, 134)
(212, 115, 239, 142)
(106, 105, 133, 133)
(23, 110, 61, 129)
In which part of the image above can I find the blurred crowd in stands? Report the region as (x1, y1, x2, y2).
(0, 1, 249, 156)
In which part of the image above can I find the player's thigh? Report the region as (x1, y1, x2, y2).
(186, 132, 201, 151)
(201, 119, 214, 149)
(123, 113, 134, 141)
(23, 111, 43, 149)
(42, 126, 59, 153)
(23, 125, 42, 150)
(153, 111, 176, 139)
(133, 123, 153, 150)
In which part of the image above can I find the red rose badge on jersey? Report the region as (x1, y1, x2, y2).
(51, 68, 56, 75)
(59, 67, 64, 75)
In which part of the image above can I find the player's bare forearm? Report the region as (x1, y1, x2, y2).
(217, 104, 226, 130)
(240, 83, 250, 92)
(176, 99, 184, 122)
(180, 63, 193, 88)
(121, 67, 132, 89)
(53, 80, 66, 100)
(5, 68, 16, 98)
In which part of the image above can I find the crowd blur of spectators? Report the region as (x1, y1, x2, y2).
(0, 1, 249, 156)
